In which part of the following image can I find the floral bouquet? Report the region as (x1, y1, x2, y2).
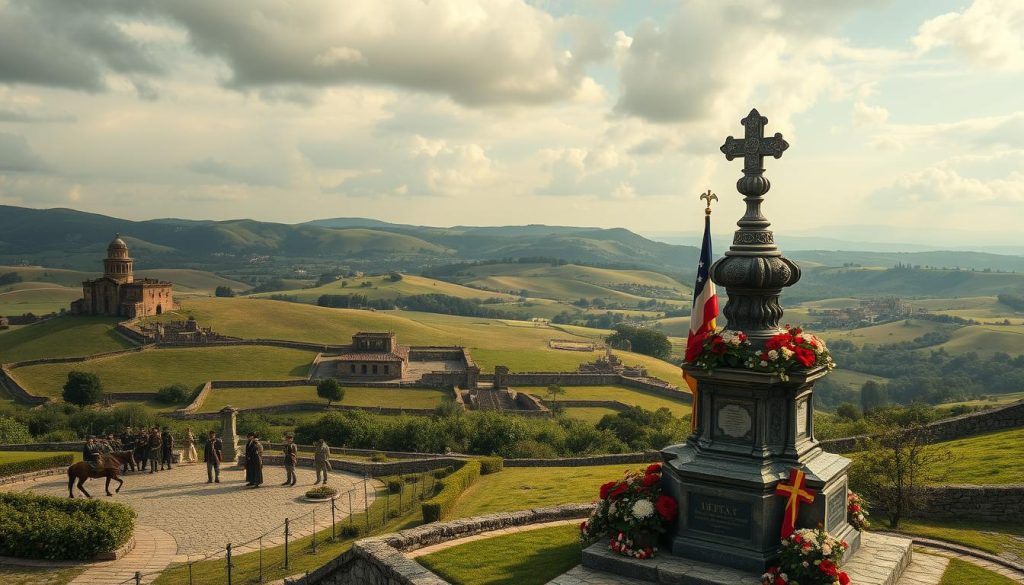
(747, 326, 835, 380)
(847, 491, 870, 531)
(762, 528, 850, 585)
(580, 463, 678, 559)
(685, 328, 751, 369)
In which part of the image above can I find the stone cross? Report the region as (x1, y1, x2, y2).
(720, 108, 789, 175)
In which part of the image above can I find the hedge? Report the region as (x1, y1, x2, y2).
(479, 456, 503, 475)
(0, 453, 74, 478)
(421, 460, 481, 523)
(0, 492, 136, 560)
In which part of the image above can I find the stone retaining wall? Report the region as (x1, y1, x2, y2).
(3, 345, 152, 369)
(0, 441, 82, 452)
(820, 399, 1024, 453)
(244, 454, 467, 477)
(283, 503, 594, 585)
(548, 399, 631, 410)
(904, 484, 1024, 524)
(166, 402, 437, 420)
(0, 466, 67, 486)
(0, 365, 47, 405)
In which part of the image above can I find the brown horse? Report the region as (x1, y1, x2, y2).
(67, 451, 136, 498)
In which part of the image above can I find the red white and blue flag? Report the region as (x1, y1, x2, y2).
(684, 212, 719, 431)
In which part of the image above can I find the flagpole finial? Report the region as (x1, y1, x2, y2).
(700, 189, 718, 216)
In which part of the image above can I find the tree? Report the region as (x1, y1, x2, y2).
(317, 378, 344, 406)
(156, 383, 191, 404)
(860, 380, 886, 414)
(387, 272, 403, 282)
(0, 416, 31, 444)
(606, 324, 671, 360)
(214, 286, 235, 297)
(546, 384, 566, 414)
(835, 402, 862, 422)
(63, 371, 103, 408)
(848, 411, 952, 528)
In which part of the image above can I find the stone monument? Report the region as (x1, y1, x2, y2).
(659, 109, 860, 571)
(219, 405, 240, 463)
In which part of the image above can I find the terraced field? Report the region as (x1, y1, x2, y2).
(515, 385, 690, 417)
(197, 385, 448, 412)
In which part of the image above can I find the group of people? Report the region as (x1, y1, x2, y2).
(83, 427, 334, 487)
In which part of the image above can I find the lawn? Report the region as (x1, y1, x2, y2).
(10, 346, 317, 398)
(516, 385, 691, 418)
(0, 451, 81, 465)
(563, 406, 622, 424)
(249, 274, 514, 303)
(884, 518, 1024, 560)
(0, 316, 132, 364)
(939, 558, 1019, 585)
(0, 283, 82, 317)
(927, 427, 1024, 484)
(450, 464, 638, 519)
(418, 523, 581, 585)
(198, 386, 448, 412)
(0, 566, 85, 585)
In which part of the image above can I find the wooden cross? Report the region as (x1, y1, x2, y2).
(774, 467, 816, 538)
(720, 108, 789, 174)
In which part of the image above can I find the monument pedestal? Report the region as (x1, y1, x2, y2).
(579, 532, 912, 585)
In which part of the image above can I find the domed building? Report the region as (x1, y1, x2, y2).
(70, 235, 175, 318)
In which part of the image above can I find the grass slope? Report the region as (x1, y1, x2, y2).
(516, 385, 690, 417)
(11, 346, 317, 398)
(0, 316, 131, 363)
(887, 519, 1024, 562)
(197, 386, 447, 412)
(939, 558, 1019, 585)
(249, 274, 514, 303)
(450, 464, 635, 519)
(926, 427, 1024, 484)
(0, 451, 81, 464)
(0, 283, 82, 316)
(418, 524, 580, 585)
(563, 406, 621, 424)
(0, 566, 85, 585)
(0, 265, 249, 293)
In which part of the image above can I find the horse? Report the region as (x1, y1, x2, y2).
(67, 451, 137, 498)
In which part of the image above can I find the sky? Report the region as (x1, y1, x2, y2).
(0, 0, 1022, 243)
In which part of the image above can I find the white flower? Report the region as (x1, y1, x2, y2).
(781, 347, 794, 359)
(822, 544, 832, 555)
(632, 499, 655, 520)
(768, 349, 779, 360)
(760, 360, 769, 367)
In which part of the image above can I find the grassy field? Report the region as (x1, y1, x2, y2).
(0, 451, 81, 464)
(197, 386, 448, 412)
(0, 316, 131, 363)
(935, 392, 1024, 412)
(825, 369, 889, 393)
(450, 464, 639, 519)
(886, 518, 1024, 561)
(0, 265, 249, 294)
(10, 346, 317, 398)
(933, 324, 1024, 357)
(562, 406, 622, 424)
(516, 385, 690, 418)
(0, 566, 85, 585)
(418, 523, 580, 585)
(818, 319, 959, 347)
(250, 273, 515, 303)
(0, 282, 82, 316)
(939, 558, 1019, 585)
(926, 427, 1024, 484)
(144, 298, 687, 387)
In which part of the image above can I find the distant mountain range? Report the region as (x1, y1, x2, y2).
(3, 205, 1023, 277)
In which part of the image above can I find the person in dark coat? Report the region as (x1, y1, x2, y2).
(204, 430, 223, 483)
(160, 427, 174, 470)
(83, 436, 99, 470)
(136, 429, 150, 472)
(245, 434, 264, 488)
(147, 427, 161, 473)
(243, 433, 255, 485)
(281, 434, 298, 487)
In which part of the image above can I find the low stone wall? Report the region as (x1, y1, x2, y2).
(620, 376, 688, 400)
(0, 466, 68, 486)
(3, 344, 152, 369)
(821, 399, 1024, 454)
(0, 441, 82, 452)
(156, 338, 346, 352)
(168, 402, 437, 420)
(211, 379, 312, 388)
(504, 372, 621, 386)
(0, 366, 47, 405)
(178, 381, 213, 415)
(284, 503, 594, 585)
(244, 454, 467, 477)
(504, 451, 660, 467)
(548, 399, 631, 411)
(905, 484, 1024, 524)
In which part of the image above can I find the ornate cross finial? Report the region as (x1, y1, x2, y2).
(699, 189, 717, 215)
(720, 108, 788, 177)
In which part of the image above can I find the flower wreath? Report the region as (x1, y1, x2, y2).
(686, 325, 835, 381)
(580, 463, 678, 559)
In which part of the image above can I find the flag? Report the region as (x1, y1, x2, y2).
(684, 212, 719, 432)
(774, 467, 817, 538)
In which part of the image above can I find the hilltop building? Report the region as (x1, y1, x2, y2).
(335, 332, 409, 380)
(70, 235, 174, 318)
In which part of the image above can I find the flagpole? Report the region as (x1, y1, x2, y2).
(685, 190, 718, 434)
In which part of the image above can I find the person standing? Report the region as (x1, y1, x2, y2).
(137, 429, 150, 472)
(313, 438, 332, 485)
(147, 427, 161, 473)
(204, 430, 222, 483)
(160, 427, 174, 470)
(243, 433, 255, 486)
(281, 434, 298, 486)
(183, 428, 198, 464)
(250, 434, 264, 488)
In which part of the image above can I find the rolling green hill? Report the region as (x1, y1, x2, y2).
(249, 274, 515, 303)
(0, 316, 131, 363)
(794, 266, 1024, 302)
(0, 265, 249, 294)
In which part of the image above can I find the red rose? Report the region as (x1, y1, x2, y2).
(850, 504, 861, 513)
(774, 577, 786, 585)
(609, 482, 628, 499)
(819, 559, 838, 577)
(646, 463, 662, 474)
(710, 337, 727, 354)
(791, 327, 802, 336)
(599, 481, 616, 500)
(655, 495, 677, 520)
(685, 332, 707, 362)
(838, 572, 850, 585)
(642, 473, 660, 487)
(794, 347, 816, 367)
(794, 336, 805, 344)
(737, 332, 747, 342)
(792, 534, 803, 544)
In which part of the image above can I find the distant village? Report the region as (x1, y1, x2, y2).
(807, 296, 919, 329)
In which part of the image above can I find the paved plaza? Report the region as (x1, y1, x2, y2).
(2, 463, 375, 563)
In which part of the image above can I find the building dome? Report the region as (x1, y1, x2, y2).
(108, 235, 128, 251)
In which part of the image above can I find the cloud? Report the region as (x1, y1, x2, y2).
(153, 0, 606, 107)
(914, 0, 1024, 71)
(0, 0, 163, 91)
(188, 158, 289, 188)
(852, 101, 889, 127)
(878, 165, 1024, 204)
(0, 132, 48, 172)
(882, 111, 1024, 151)
(0, 108, 76, 123)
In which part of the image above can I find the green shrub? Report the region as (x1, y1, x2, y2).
(340, 525, 361, 538)
(0, 454, 74, 478)
(0, 416, 32, 444)
(304, 486, 338, 499)
(370, 452, 389, 462)
(432, 466, 453, 480)
(479, 456, 503, 475)
(0, 492, 135, 560)
(387, 480, 403, 494)
(155, 383, 190, 404)
(421, 460, 481, 523)
(403, 474, 419, 484)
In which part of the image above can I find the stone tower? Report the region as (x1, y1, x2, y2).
(103, 234, 134, 284)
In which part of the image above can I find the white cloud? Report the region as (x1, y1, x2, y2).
(0, 132, 48, 172)
(914, 0, 1024, 71)
(852, 101, 889, 127)
(881, 165, 1024, 203)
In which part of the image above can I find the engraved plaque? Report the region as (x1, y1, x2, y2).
(796, 399, 809, 437)
(688, 493, 753, 541)
(826, 483, 848, 533)
(717, 403, 753, 439)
